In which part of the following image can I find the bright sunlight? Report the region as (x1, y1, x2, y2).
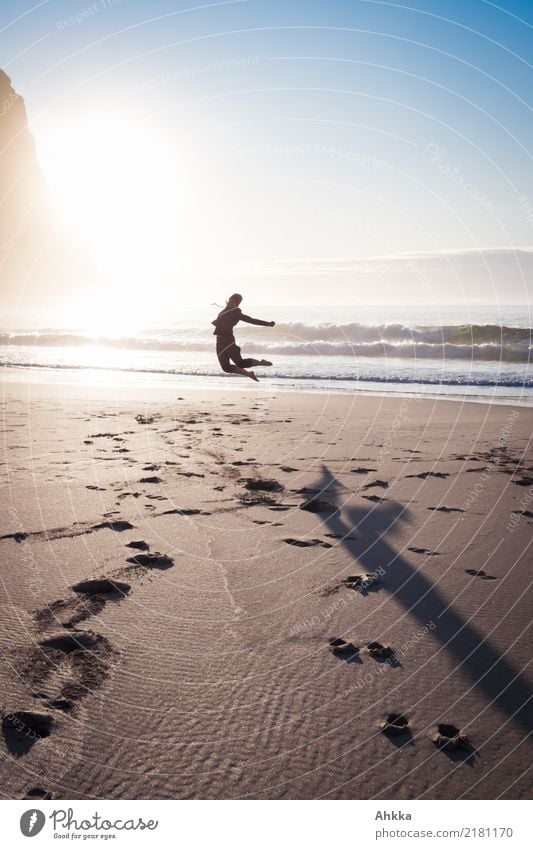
(36, 111, 198, 330)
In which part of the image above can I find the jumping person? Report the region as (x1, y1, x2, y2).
(212, 293, 275, 382)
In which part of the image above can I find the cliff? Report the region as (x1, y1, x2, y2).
(0, 70, 108, 319)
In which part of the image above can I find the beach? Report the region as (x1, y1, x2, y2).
(0, 371, 532, 800)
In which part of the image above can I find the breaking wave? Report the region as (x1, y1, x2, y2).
(1, 321, 532, 363)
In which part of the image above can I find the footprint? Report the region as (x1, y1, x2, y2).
(160, 507, 212, 517)
(125, 553, 174, 570)
(39, 697, 72, 713)
(239, 492, 278, 507)
(2, 711, 54, 756)
(139, 476, 162, 484)
(328, 638, 360, 661)
(71, 578, 130, 596)
(465, 569, 498, 581)
(367, 641, 395, 660)
(325, 532, 358, 540)
(33, 578, 131, 631)
(380, 713, 410, 737)
(300, 498, 336, 514)
(27, 630, 114, 709)
(24, 787, 53, 800)
(284, 537, 332, 548)
(343, 573, 381, 592)
(126, 540, 149, 551)
(428, 506, 464, 513)
(94, 520, 134, 532)
(39, 632, 103, 653)
(351, 467, 377, 474)
(513, 476, 533, 487)
(406, 471, 449, 479)
(408, 547, 440, 556)
(242, 478, 284, 492)
(362, 480, 389, 490)
(431, 723, 470, 751)
(1, 518, 134, 544)
(362, 495, 384, 503)
(33, 596, 105, 630)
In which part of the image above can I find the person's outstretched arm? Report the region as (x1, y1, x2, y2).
(240, 313, 275, 327)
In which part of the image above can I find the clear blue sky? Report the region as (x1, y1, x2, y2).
(1, 0, 532, 306)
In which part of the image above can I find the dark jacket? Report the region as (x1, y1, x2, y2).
(212, 307, 270, 336)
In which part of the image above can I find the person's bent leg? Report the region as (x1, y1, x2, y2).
(227, 346, 259, 381)
(229, 343, 265, 369)
(233, 365, 259, 381)
(239, 357, 264, 368)
(217, 337, 238, 373)
(217, 338, 258, 380)
(218, 356, 238, 374)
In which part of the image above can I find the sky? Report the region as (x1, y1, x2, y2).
(1, 0, 532, 316)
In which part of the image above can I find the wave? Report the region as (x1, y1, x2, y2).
(2, 361, 532, 388)
(271, 322, 532, 346)
(1, 322, 531, 362)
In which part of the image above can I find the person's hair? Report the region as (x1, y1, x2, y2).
(225, 293, 243, 309)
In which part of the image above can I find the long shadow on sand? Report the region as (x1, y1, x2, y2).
(311, 464, 533, 736)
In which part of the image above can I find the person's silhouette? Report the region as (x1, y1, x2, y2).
(212, 293, 275, 382)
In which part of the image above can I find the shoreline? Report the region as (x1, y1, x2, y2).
(2, 365, 532, 408)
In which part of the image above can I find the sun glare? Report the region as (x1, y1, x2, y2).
(37, 111, 195, 330)
(59, 293, 143, 338)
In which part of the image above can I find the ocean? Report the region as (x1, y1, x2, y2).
(1, 305, 532, 405)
